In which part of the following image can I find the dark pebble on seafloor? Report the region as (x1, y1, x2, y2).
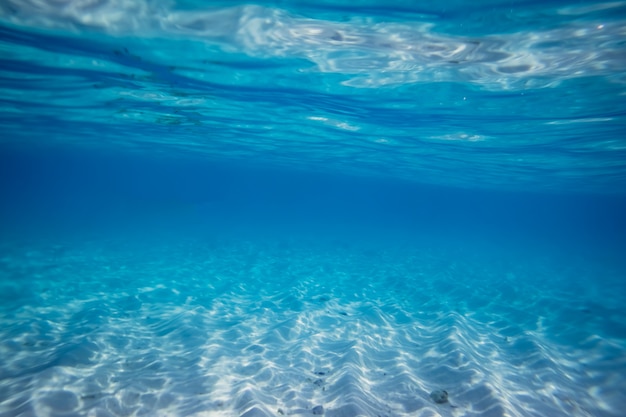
(430, 389, 449, 404)
(312, 405, 324, 415)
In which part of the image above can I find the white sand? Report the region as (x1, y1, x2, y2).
(0, 236, 624, 417)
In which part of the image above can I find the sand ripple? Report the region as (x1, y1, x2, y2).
(0, 237, 624, 416)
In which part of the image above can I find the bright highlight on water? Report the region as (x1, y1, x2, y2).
(0, 1, 625, 417)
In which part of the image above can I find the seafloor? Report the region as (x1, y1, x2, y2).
(0, 233, 624, 417)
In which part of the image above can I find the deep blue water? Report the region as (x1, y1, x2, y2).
(1, 1, 626, 417)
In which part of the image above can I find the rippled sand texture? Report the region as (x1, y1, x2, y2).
(1, 237, 625, 417)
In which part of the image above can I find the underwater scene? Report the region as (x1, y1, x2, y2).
(1, 1, 626, 416)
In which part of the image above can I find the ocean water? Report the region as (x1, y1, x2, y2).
(1, 1, 626, 417)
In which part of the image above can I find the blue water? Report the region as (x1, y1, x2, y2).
(1, 1, 626, 416)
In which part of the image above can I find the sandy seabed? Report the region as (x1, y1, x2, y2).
(0, 235, 624, 417)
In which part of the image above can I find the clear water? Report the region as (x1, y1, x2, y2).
(1, 1, 626, 416)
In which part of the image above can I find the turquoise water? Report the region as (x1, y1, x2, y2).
(1, 1, 626, 416)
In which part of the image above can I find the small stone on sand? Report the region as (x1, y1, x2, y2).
(430, 389, 448, 404)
